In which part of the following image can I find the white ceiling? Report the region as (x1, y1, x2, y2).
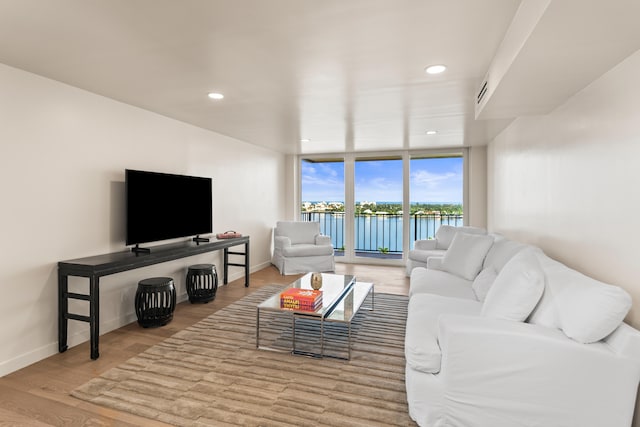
(1, 0, 639, 155)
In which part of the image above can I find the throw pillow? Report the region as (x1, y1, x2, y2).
(561, 284, 631, 343)
(472, 267, 498, 301)
(440, 233, 494, 281)
(481, 249, 545, 321)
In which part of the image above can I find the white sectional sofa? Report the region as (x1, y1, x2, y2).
(405, 232, 640, 427)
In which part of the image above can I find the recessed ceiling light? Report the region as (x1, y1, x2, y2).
(425, 65, 446, 74)
(207, 92, 224, 100)
(426, 130, 437, 135)
(300, 138, 311, 143)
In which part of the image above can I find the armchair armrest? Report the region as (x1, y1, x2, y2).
(274, 235, 291, 250)
(315, 234, 332, 246)
(435, 314, 640, 426)
(414, 239, 437, 250)
(426, 256, 444, 270)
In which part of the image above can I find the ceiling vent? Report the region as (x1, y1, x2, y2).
(476, 78, 488, 106)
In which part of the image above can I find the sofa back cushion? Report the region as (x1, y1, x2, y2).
(483, 236, 530, 273)
(481, 249, 545, 321)
(528, 251, 632, 344)
(435, 225, 486, 250)
(275, 221, 319, 245)
(472, 267, 498, 301)
(440, 233, 494, 281)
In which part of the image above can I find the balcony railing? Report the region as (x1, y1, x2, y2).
(301, 211, 463, 256)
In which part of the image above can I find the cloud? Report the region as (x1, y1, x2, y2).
(410, 169, 462, 203)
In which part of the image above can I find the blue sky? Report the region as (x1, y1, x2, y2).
(301, 157, 463, 203)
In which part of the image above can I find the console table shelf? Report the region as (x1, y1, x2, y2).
(58, 236, 249, 360)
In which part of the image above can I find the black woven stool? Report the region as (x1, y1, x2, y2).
(135, 277, 176, 327)
(186, 264, 218, 303)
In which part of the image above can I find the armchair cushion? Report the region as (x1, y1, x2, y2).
(481, 249, 544, 322)
(282, 243, 334, 257)
(440, 233, 494, 281)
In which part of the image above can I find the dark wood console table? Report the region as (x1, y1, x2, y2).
(58, 236, 249, 360)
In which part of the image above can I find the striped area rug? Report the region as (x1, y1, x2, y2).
(72, 285, 415, 426)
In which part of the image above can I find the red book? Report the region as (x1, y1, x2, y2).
(280, 288, 323, 311)
(280, 288, 322, 303)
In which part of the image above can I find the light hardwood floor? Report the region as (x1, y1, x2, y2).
(0, 264, 409, 426)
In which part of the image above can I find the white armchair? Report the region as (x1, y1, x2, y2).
(271, 221, 335, 275)
(406, 225, 486, 276)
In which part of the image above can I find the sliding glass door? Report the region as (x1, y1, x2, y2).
(354, 157, 403, 259)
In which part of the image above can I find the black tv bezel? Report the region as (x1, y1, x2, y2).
(125, 169, 212, 247)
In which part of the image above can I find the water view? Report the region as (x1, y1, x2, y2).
(302, 202, 463, 255)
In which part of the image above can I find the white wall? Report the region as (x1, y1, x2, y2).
(0, 63, 287, 375)
(467, 146, 488, 228)
(487, 48, 640, 328)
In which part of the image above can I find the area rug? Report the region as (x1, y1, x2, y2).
(72, 285, 414, 426)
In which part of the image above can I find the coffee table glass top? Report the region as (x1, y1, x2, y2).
(257, 273, 355, 317)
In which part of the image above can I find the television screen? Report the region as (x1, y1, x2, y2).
(125, 169, 212, 246)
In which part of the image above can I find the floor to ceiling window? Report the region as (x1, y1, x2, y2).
(409, 155, 464, 249)
(300, 158, 345, 257)
(354, 157, 403, 259)
(300, 150, 466, 264)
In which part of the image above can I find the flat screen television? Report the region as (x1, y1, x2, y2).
(125, 169, 212, 248)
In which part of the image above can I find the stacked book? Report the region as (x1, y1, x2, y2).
(280, 288, 323, 311)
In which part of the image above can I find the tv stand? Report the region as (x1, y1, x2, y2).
(58, 236, 249, 360)
(131, 244, 151, 254)
(192, 235, 210, 243)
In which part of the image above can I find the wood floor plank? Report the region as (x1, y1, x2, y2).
(0, 264, 409, 425)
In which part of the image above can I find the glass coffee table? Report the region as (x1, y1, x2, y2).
(256, 273, 374, 359)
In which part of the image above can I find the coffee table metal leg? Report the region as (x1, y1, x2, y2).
(292, 313, 296, 354)
(320, 318, 325, 357)
(255, 307, 260, 348)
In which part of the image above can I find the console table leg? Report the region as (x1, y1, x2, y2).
(244, 241, 250, 287)
(58, 271, 68, 353)
(223, 248, 229, 285)
(89, 276, 100, 360)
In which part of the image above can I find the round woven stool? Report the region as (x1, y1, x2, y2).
(186, 264, 218, 303)
(135, 277, 176, 327)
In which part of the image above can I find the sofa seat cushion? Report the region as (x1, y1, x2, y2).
(408, 248, 446, 263)
(409, 267, 476, 299)
(440, 233, 494, 281)
(529, 251, 632, 344)
(405, 294, 482, 374)
(282, 244, 333, 257)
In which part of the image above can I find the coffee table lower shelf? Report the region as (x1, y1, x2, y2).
(256, 281, 374, 360)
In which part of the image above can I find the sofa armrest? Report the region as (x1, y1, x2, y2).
(274, 235, 291, 250)
(315, 234, 332, 246)
(414, 239, 437, 250)
(436, 314, 640, 427)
